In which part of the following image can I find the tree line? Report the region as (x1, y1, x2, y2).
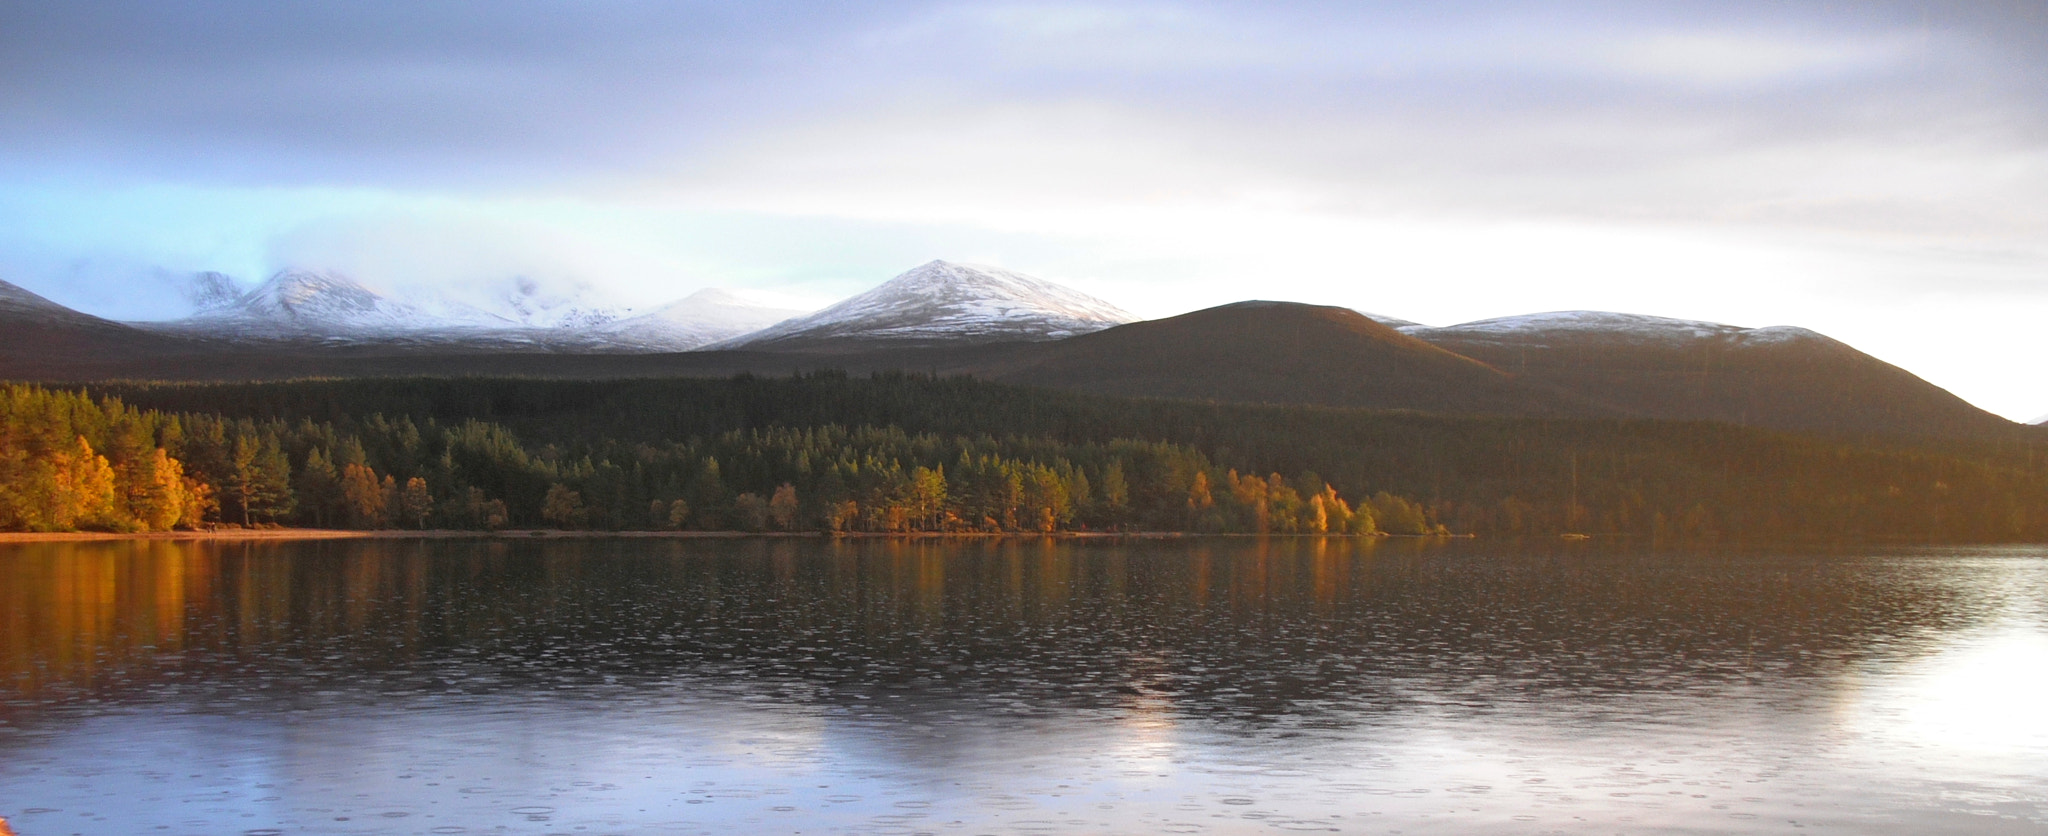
(0, 384, 1436, 534)
(89, 372, 2048, 542)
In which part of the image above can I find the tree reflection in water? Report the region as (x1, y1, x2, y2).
(1, 538, 2043, 834)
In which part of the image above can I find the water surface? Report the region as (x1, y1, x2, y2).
(3, 537, 2045, 834)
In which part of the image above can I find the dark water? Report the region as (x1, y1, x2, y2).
(2, 538, 2045, 835)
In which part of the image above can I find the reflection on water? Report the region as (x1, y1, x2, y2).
(1, 538, 2045, 834)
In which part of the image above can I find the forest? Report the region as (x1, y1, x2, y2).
(0, 382, 1432, 535)
(5, 372, 2047, 540)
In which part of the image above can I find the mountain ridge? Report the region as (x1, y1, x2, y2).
(1402, 309, 2012, 438)
(0, 264, 2026, 441)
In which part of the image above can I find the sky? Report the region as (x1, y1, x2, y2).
(1, 1, 2044, 419)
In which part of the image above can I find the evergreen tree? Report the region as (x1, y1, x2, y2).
(294, 448, 344, 527)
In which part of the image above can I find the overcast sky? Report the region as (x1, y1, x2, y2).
(2, 1, 2044, 418)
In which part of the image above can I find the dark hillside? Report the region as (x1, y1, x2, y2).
(0, 278, 214, 373)
(1413, 322, 2020, 441)
(991, 302, 1600, 418)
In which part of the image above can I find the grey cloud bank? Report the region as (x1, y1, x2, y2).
(6, 2, 2043, 227)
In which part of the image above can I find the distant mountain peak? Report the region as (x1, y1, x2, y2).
(244, 269, 387, 315)
(180, 268, 455, 334)
(724, 260, 1136, 349)
(184, 271, 243, 314)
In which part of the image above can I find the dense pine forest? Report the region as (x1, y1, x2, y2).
(0, 381, 1430, 535)
(5, 373, 2046, 540)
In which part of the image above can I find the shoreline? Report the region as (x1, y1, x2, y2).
(0, 528, 1422, 544)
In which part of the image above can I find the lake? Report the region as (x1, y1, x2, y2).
(2, 537, 2045, 835)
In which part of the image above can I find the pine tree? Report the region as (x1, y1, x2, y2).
(248, 435, 295, 524)
(294, 447, 344, 527)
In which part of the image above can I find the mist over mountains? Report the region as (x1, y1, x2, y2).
(0, 259, 2030, 442)
(139, 267, 806, 351)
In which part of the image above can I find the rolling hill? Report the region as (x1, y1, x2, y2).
(1399, 311, 2018, 439)
(988, 301, 1597, 417)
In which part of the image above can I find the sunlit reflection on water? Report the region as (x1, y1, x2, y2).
(1, 538, 2045, 834)
(1865, 628, 2048, 756)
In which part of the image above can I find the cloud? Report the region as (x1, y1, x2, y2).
(3, 2, 2039, 193)
(6, 1, 2045, 255)
(1600, 30, 1916, 86)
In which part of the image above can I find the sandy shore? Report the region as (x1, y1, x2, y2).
(0, 528, 1248, 544)
(0, 528, 791, 543)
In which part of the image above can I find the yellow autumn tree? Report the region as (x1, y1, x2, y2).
(33, 436, 119, 532)
(341, 463, 388, 528)
(126, 447, 198, 531)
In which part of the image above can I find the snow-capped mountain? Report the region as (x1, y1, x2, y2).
(600, 289, 805, 351)
(175, 269, 475, 335)
(1399, 311, 1827, 349)
(164, 268, 644, 337)
(182, 271, 244, 314)
(722, 260, 1136, 349)
(145, 268, 810, 351)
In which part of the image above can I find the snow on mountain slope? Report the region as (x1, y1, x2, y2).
(419, 275, 632, 330)
(183, 271, 244, 314)
(148, 268, 806, 351)
(1358, 311, 1423, 329)
(723, 260, 1136, 348)
(600, 289, 806, 351)
(172, 269, 521, 336)
(1401, 311, 1830, 348)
